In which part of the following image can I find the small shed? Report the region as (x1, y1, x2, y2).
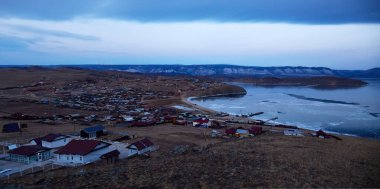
(2, 123, 21, 133)
(100, 150, 120, 163)
(113, 134, 131, 142)
(80, 125, 106, 138)
(284, 129, 304, 136)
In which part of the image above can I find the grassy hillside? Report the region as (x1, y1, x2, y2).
(2, 131, 379, 188)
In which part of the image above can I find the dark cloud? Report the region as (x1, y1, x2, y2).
(0, 0, 379, 24)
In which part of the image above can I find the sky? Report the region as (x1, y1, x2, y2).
(0, 0, 380, 69)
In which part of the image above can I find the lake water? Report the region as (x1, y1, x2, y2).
(191, 79, 380, 139)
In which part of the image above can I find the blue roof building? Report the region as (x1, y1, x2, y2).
(80, 125, 106, 138)
(3, 123, 21, 133)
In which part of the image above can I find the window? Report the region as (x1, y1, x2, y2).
(71, 155, 73, 160)
(67, 156, 69, 160)
(80, 157, 82, 161)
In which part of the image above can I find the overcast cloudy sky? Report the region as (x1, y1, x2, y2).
(0, 0, 380, 69)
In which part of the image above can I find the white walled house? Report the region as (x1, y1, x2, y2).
(54, 140, 111, 165)
(284, 129, 304, 136)
(42, 134, 71, 148)
(127, 138, 155, 156)
(192, 118, 211, 127)
(122, 115, 134, 122)
(30, 134, 71, 148)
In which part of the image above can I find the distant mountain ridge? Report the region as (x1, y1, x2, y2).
(72, 64, 380, 78)
(1, 64, 379, 78)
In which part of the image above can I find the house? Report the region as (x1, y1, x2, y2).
(313, 130, 342, 140)
(249, 126, 263, 135)
(210, 130, 222, 137)
(132, 119, 157, 127)
(80, 125, 106, 138)
(2, 123, 21, 133)
(30, 134, 71, 148)
(127, 138, 155, 156)
(210, 120, 222, 128)
(192, 118, 211, 127)
(164, 115, 176, 123)
(122, 115, 134, 122)
(315, 130, 330, 138)
(284, 129, 304, 136)
(68, 114, 81, 119)
(225, 128, 237, 136)
(55, 140, 111, 164)
(236, 129, 251, 137)
(41, 134, 71, 148)
(174, 119, 187, 125)
(8, 145, 52, 164)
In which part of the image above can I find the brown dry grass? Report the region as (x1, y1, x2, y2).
(1, 128, 379, 188)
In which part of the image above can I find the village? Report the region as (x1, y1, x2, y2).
(0, 67, 378, 188)
(0, 108, 337, 180)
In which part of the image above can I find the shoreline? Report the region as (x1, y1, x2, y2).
(188, 91, 247, 100)
(180, 95, 219, 114)
(179, 83, 247, 114)
(179, 84, 374, 140)
(181, 95, 363, 139)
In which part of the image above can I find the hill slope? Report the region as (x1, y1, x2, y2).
(65, 65, 380, 78)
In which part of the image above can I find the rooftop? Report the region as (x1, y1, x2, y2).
(55, 140, 108, 156)
(82, 125, 105, 133)
(8, 145, 49, 156)
(128, 138, 154, 151)
(100, 150, 120, 159)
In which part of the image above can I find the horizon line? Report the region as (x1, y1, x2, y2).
(0, 64, 378, 71)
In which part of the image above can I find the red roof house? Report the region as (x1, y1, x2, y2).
(127, 138, 155, 156)
(192, 118, 210, 127)
(225, 128, 237, 135)
(249, 126, 263, 135)
(8, 145, 51, 164)
(55, 140, 111, 164)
